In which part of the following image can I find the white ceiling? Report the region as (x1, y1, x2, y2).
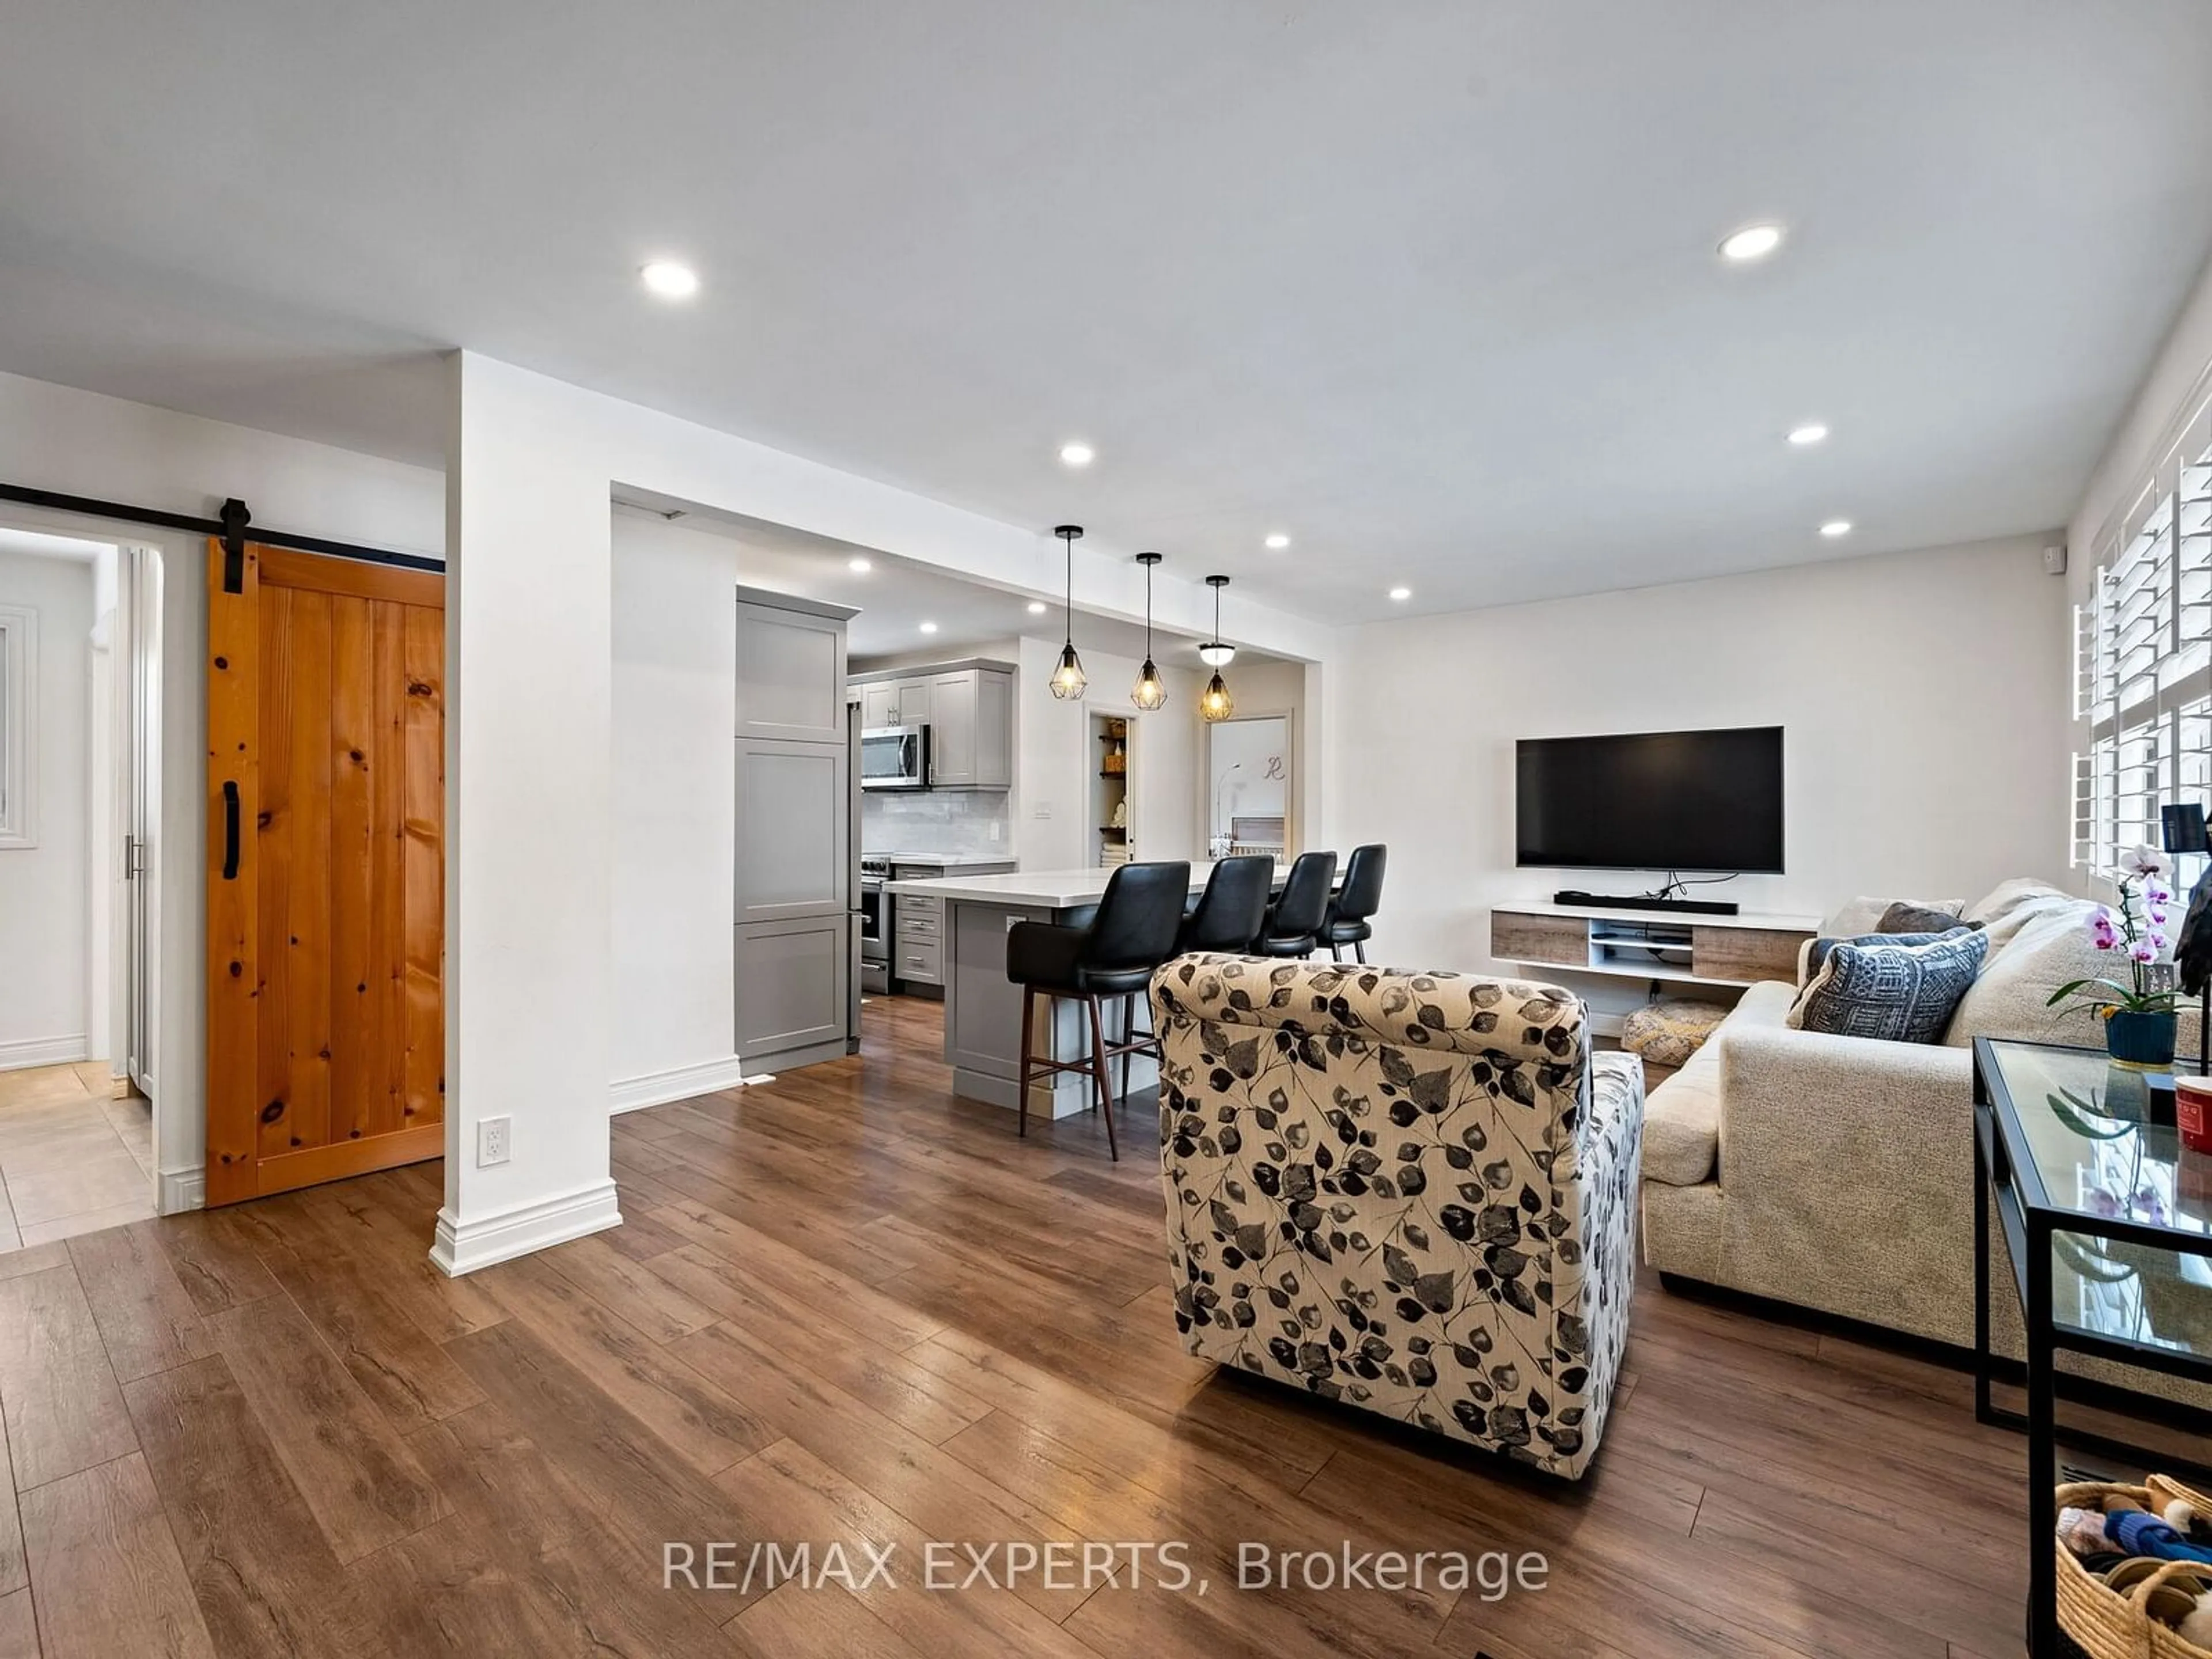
(5, 2, 2212, 620)
(618, 501, 1272, 668)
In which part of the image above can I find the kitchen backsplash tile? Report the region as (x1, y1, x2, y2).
(863, 789, 1012, 857)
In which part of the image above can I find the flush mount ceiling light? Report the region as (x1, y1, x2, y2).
(639, 260, 700, 298)
(919, 620, 939, 634)
(1820, 519, 1853, 538)
(1718, 223, 1784, 263)
(1264, 533, 1290, 551)
(1389, 586, 1412, 601)
(1059, 441, 1095, 468)
(1130, 552, 1168, 711)
(1787, 423, 1829, 446)
(1048, 525, 1088, 700)
(1026, 600, 1047, 614)
(847, 556, 873, 573)
(1199, 575, 1235, 723)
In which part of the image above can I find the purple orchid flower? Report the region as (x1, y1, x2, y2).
(2089, 906, 2120, 951)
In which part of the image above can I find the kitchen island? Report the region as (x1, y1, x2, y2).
(884, 863, 1248, 1119)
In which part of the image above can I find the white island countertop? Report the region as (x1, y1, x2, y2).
(885, 863, 1234, 908)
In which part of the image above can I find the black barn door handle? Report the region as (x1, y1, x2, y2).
(221, 781, 240, 880)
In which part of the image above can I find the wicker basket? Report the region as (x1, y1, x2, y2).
(2055, 1476, 2212, 1659)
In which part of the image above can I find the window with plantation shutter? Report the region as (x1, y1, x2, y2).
(2074, 394, 2212, 876)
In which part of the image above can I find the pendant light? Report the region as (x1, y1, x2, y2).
(1048, 524, 1087, 700)
(1130, 553, 1167, 711)
(1199, 575, 1234, 722)
(1197, 569, 1237, 669)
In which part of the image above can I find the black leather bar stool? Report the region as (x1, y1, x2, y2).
(1007, 861, 1190, 1160)
(1253, 850, 1338, 957)
(1320, 843, 1388, 963)
(1177, 855, 1275, 953)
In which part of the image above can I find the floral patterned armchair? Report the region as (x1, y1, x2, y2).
(1149, 955, 1643, 1479)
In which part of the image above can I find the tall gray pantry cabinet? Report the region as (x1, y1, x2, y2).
(732, 586, 858, 1068)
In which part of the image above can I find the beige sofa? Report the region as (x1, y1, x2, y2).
(1642, 878, 2199, 1351)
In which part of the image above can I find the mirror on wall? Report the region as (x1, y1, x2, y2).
(1207, 715, 1289, 858)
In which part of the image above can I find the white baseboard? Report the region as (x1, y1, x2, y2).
(429, 1179, 622, 1278)
(0, 1034, 89, 1072)
(609, 1054, 747, 1115)
(158, 1166, 206, 1215)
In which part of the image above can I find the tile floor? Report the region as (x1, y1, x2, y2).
(0, 1060, 156, 1252)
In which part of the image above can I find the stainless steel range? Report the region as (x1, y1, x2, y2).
(859, 857, 891, 993)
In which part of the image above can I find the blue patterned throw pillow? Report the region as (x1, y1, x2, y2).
(1786, 929, 1988, 1043)
(1801, 927, 1968, 982)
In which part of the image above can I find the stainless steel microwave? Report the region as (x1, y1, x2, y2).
(860, 724, 930, 789)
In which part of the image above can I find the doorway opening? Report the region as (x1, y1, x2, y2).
(1206, 713, 1291, 860)
(1090, 711, 1132, 868)
(0, 520, 162, 1251)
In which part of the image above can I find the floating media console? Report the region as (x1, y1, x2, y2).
(1492, 902, 1819, 990)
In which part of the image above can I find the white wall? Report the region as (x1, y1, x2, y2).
(1014, 635, 1200, 870)
(2069, 252, 2212, 576)
(1330, 534, 2070, 982)
(610, 515, 743, 1092)
(0, 369, 446, 1208)
(0, 552, 95, 1065)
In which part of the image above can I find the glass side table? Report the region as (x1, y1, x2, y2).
(1972, 1036, 2212, 1659)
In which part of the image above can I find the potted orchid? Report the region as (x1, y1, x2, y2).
(2048, 844, 2181, 1066)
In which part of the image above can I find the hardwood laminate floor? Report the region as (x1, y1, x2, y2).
(0, 995, 2032, 1657)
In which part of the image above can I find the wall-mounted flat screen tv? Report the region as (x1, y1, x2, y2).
(1515, 726, 1785, 873)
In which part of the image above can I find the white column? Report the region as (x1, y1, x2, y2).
(434, 353, 621, 1273)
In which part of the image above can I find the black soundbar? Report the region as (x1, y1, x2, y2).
(1552, 890, 1741, 916)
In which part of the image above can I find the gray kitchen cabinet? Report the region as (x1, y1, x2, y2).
(926, 667, 1012, 788)
(848, 658, 1013, 788)
(893, 677, 933, 729)
(888, 861, 1012, 993)
(734, 738, 847, 923)
(736, 915, 849, 1057)
(861, 677, 933, 728)
(735, 589, 850, 744)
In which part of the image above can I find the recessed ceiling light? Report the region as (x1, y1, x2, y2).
(1059, 441, 1095, 468)
(919, 620, 940, 634)
(1264, 533, 1291, 551)
(1389, 586, 1412, 601)
(639, 260, 700, 298)
(1718, 223, 1784, 263)
(1819, 519, 1853, 538)
(847, 556, 872, 573)
(1026, 600, 1048, 615)
(1787, 423, 1829, 446)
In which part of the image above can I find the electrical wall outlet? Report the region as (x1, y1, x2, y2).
(477, 1115, 512, 1166)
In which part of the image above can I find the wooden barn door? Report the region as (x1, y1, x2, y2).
(206, 540, 445, 1205)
